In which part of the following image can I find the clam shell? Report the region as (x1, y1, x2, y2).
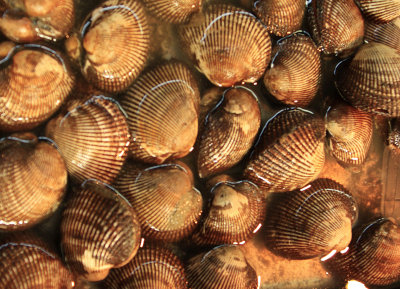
(263, 32, 321, 107)
(178, 4, 271, 87)
(244, 107, 326, 193)
(197, 86, 261, 178)
(0, 14, 39, 43)
(365, 17, 400, 53)
(142, 0, 202, 23)
(61, 180, 141, 281)
(355, 0, 400, 23)
(119, 62, 200, 164)
(388, 118, 400, 154)
(264, 178, 358, 259)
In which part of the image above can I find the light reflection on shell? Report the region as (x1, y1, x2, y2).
(142, 0, 202, 24)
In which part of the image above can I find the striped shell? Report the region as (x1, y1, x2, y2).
(0, 133, 67, 231)
(263, 32, 321, 107)
(120, 62, 200, 164)
(61, 180, 141, 281)
(365, 17, 400, 53)
(243, 108, 326, 193)
(0, 44, 75, 132)
(179, 4, 271, 87)
(142, 0, 202, 23)
(197, 86, 261, 178)
(45, 96, 131, 184)
(264, 178, 358, 259)
(355, 0, 400, 23)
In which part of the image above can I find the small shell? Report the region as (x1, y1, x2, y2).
(264, 178, 358, 259)
(142, 0, 202, 23)
(388, 118, 400, 154)
(119, 62, 200, 164)
(355, 0, 400, 23)
(197, 86, 261, 178)
(0, 14, 39, 43)
(179, 4, 271, 87)
(61, 180, 141, 281)
(365, 17, 400, 53)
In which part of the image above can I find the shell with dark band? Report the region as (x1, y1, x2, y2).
(355, 0, 400, 23)
(365, 17, 400, 53)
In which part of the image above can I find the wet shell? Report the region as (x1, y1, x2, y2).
(142, 0, 202, 24)
(45, 96, 131, 184)
(388, 118, 400, 154)
(114, 162, 203, 242)
(355, 0, 400, 23)
(179, 4, 271, 87)
(0, 44, 75, 132)
(186, 245, 258, 289)
(365, 17, 400, 53)
(243, 108, 326, 193)
(263, 32, 321, 107)
(197, 86, 261, 178)
(119, 62, 200, 164)
(335, 42, 400, 117)
(264, 178, 358, 259)
(0, 14, 39, 43)
(61, 180, 141, 281)
(0, 132, 67, 231)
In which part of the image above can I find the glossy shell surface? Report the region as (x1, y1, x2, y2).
(365, 17, 400, 52)
(142, 0, 202, 23)
(355, 0, 400, 23)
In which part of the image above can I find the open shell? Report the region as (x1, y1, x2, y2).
(355, 0, 400, 23)
(142, 0, 202, 23)
(365, 17, 400, 53)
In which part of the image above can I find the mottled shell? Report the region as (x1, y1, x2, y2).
(263, 32, 321, 107)
(0, 45, 75, 132)
(388, 118, 400, 154)
(365, 17, 400, 53)
(186, 245, 258, 289)
(45, 96, 131, 184)
(253, 0, 305, 36)
(324, 218, 400, 286)
(119, 62, 200, 164)
(335, 42, 400, 117)
(244, 108, 326, 193)
(0, 14, 39, 43)
(61, 180, 141, 281)
(264, 178, 358, 259)
(355, 0, 400, 23)
(114, 162, 203, 242)
(179, 4, 271, 87)
(197, 86, 261, 178)
(80, 0, 149, 92)
(142, 0, 202, 23)
(308, 0, 364, 55)
(0, 133, 67, 231)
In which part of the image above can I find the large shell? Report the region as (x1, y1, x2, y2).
(264, 178, 358, 259)
(119, 62, 200, 164)
(61, 180, 141, 281)
(355, 0, 400, 23)
(365, 17, 400, 53)
(142, 0, 202, 23)
(243, 108, 326, 193)
(0, 13, 39, 43)
(263, 32, 321, 107)
(179, 4, 271, 87)
(197, 86, 261, 178)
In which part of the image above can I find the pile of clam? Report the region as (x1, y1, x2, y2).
(1, 0, 400, 288)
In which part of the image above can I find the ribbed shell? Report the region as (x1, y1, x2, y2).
(45, 96, 130, 184)
(365, 17, 400, 53)
(355, 0, 400, 23)
(103, 246, 188, 289)
(80, 0, 149, 92)
(253, 0, 305, 36)
(0, 133, 67, 231)
(263, 32, 321, 107)
(326, 103, 373, 165)
(335, 42, 400, 117)
(0, 45, 75, 132)
(197, 86, 261, 178)
(244, 108, 326, 193)
(142, 0, 202, 23)
(179, 4, 271, 87)
(264, 178, 358, 259)
(61, 180, 141, 281)
(325, 218, 400, 286)
(308, 0, 364, 55)
(114, 162, 203, 242)
(186, 245, 258, 289)
(119, 62, 200, 164)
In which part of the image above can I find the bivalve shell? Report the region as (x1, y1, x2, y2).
(355, 0, 400, 23)
(365, 17, 400, 53)
(142, 0, 202, 24)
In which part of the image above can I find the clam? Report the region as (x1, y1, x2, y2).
(388, 118, 400, 155)
(61, 179, 141, 281)
(178, 4, 271, 87)
(355, 0, 400, 23)
(142, 0, 202, 23)
(0, 13, 39, 43)
(365, 17, 400, 53)
(199, 86, 225, 123)
(119, 62, 200, 164)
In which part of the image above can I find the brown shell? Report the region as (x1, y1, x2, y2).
(179, 4, 271, 87)
(80, 0, 149, 92)
(365, 17, 400, 53)
(61, 180, 141, 281)
(324, 218, 400, 286)
(308, 0, 364, 55)
(197, 86, 261, 178)
(388, 118, 400, 154)
(119, 62, 200, 164)
(0, 133, 67, 231)
(243, 108, 326, 193)
(143, 0, 202, 23)
(199, 86, 225, 123)
(264, 178, 358, 260)
(186, 245, 258, 289)
(0, 44, 75, 132)
(263, 32, 321, 107)
(355, 0, 400, 23)
(335, 42, 400, 117)
(45, 96, 130, 184)
(114, 162, 203, 242)
(0, 14, 39, 43)
(253, 0, 305, 36)
(326, 103, 373, 165)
